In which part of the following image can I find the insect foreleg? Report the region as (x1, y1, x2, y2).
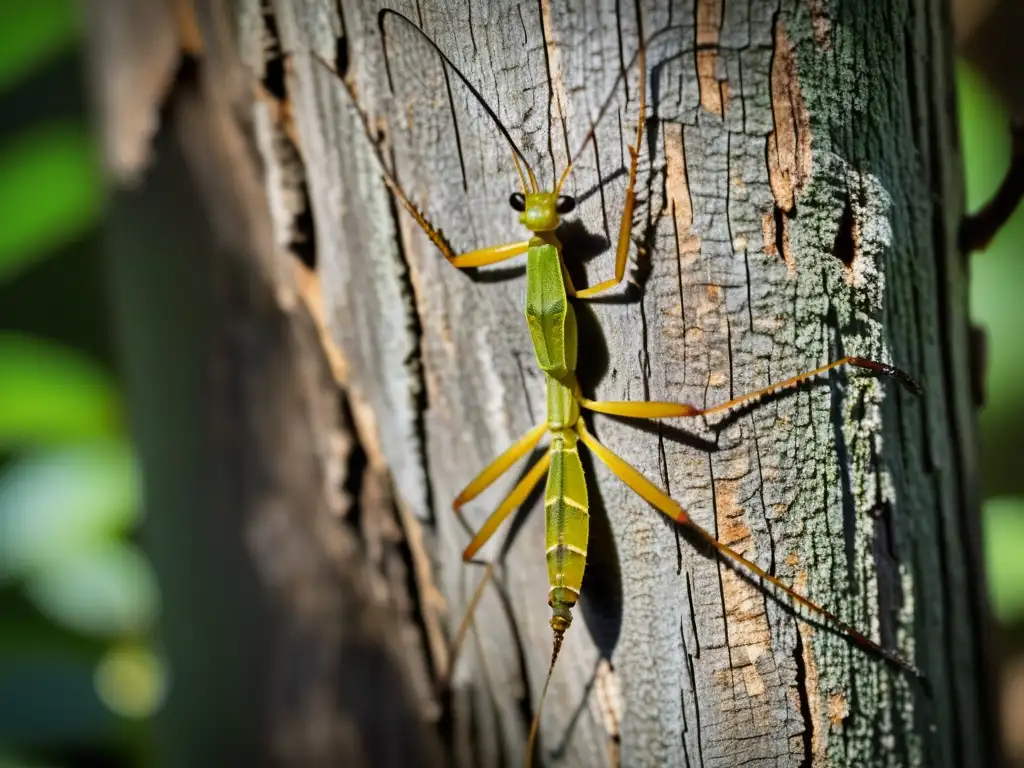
(574, 44, 647, 300)
(449, 241, 531, 268)
(313, 54, 530, 270)
(573, 144, 640, 299)
(379, 172, 529, 268)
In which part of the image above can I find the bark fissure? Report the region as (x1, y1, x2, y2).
(791, 633, 813, 768)
(380, 138, 438, 528)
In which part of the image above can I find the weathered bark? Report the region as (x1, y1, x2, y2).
(86, 2, 442, 767)
(86, 0, 998, 766)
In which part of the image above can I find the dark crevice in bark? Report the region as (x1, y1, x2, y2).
(339, 394, 369, 528)
(748, 417, 776, 584)
(590, 133, 614, 272)
(671, 197, 689, 383)
(260, 6, 287, 101)
(685, 571, 700, 656)
(742, 249, 754, 331)
(825, 300, 859, 587)
(376, 143, 437, 528)
(465, 3, 478, 57)
(260, 5, 318, 270)
(792, 630, 813, 768)
(772, 203, 787, 258)
(289, 196, 318, 271)
(832, 196, 855, 269)
(684, 647, 705, 768)
(332, 33, 349, 79)
(638, 275, 653, 395)
(724, 315, 734, 401)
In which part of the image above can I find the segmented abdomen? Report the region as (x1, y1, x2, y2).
(545, 430, 589, 607)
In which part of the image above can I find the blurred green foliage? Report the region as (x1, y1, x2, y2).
(0, 4, 79, 95)
(0, 3, 160, 767)
(0, 335, 119, 447)
(958, 61, 1024, 623)
(0, 123, 101, 284)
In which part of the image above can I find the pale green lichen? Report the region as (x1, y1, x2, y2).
(787, 148, 920, 767)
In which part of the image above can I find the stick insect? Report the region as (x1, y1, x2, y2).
(317, 8, 921, 763)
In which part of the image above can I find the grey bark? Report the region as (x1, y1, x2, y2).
(86, 0, 998, 766)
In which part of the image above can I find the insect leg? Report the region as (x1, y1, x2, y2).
(312, 54, 530, 269)
(450, 241, 531, 268)
(462, 451, 551, 561)
(574, 43, 647, 300)
(579, 356, 920, 423)
(579, 399, 701, 419)
(685, 356, 921, 419)
(454, 421, 547, 509)
(374, 145, 529, 268)
(575, 418, 920, 676)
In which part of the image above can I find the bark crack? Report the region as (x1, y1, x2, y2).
(793, 629, 814, 768)
(375, 123, 437, 529)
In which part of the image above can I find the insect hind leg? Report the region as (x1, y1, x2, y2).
(574, 418, 920, 677)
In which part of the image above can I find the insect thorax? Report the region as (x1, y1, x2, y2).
(525, 240, 577, 379)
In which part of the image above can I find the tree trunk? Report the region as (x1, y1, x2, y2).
(86, 0, 999, 766)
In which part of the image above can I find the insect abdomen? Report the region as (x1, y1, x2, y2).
(545, 430, 588, 631)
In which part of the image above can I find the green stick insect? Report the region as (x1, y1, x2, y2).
(318, 9, 921, 763)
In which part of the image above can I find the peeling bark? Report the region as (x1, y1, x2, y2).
(87, 0, 998, 766)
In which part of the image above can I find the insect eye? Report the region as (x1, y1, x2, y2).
(555, 195, 576, 214)
(509, 192, 527, 211)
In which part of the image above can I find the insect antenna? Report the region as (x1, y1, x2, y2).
(553, 89, 574, 195)
(524, 631, 564, 768)
(379, 8, 538, 194)
(566, 23, 685, 171)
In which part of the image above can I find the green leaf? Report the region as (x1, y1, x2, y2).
(983, 496, 1024, 622)
(0, 442, 140, 582)
(0, 2, 80, 94)
(0, 334, 120, 446)
(0, 123, 102, 284)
